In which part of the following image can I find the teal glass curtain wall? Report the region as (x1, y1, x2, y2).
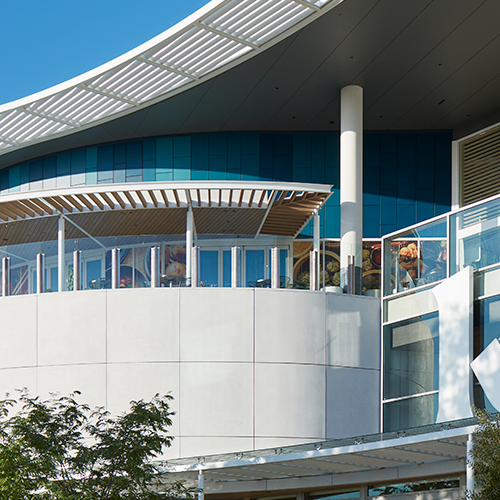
(0, 132, 452, 238)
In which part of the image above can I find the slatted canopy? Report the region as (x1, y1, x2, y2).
(156, 424, 472, 494)
(0, 181, 331, 245)
(0, 0, 342, 157)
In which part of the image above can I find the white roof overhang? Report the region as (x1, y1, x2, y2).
(0, 0, 343, 157)
(156, 425, 473, 495)
(0, 181, 332, 244)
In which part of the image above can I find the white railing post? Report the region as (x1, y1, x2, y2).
(37, 253, 45, 294)
(150, 247, 160, 288)
(2, 257, 10, 297)
(271, 247, 280, 288)
(310, 249, 318, 291)
(231, 247, 240, 288)
(58, 215, 65, 292)
(73, 250, 81, 291)
(192, 246, 200, 287)
(112, 248, 120, 289)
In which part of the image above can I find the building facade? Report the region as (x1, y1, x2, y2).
(1, 0, 500, 498)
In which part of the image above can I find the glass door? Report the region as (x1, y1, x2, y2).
(245, 248, 266, 287)
(200, 250, 219, 287)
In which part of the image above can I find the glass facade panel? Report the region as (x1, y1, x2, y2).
(368, 476, 459, 496)
(50, 266, 58, 292)
(383, 218, 447, 296)
(474, 295, 500, 412)
(223, 250, 232, 287)
(384, 312, 439, 400)
(450, 196, 500, 274)
(293, 240, 381, 291)
(200, 251, 219, 286)
(86, 260, 102, 289)
(308, 490, 359, 500)
(0, 132, 452, 239)
(383, 393, 438, 432)
(246, 249, 265, 286)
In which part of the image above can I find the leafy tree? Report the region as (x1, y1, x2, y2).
(0, 390, 197, 500)
(464, 407, 500, 500)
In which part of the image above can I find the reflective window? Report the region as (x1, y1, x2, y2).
(222, 250, 232, 287)
(308, 489, 359, 499)
(200, 251, 218, 287)
(50, 266, 58, 292)
(368, 477, 459, 496)
(383, 218, 447, 296)
(384, 312, 439, 400)
(383, 393, 438, 432)
(474, 295, 500, 412)
(383, 312, 439, 431)
(246, 249, 265, 286)
(450, 196, 500, 273)
(86, 260, 102, 289)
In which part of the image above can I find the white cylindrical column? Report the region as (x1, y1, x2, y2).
(466, 433, 474, 493)
(73, 250, 81, 291)
(340, 85, 363, 294)
(151, 247, 160, 288)
(2, 257, 10, 297)
(186, 207, 193, 286)
(231, 247, 240, 288)
(37, 253, 45, 294)
(271, 247, 280, 288)
(112, 248, 120, 289)
(58, 216, 65, 292)
(191, 246, 200, 287)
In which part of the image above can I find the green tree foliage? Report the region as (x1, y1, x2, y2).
(464, 408, 500, 500)
(0, 390, 197, 500)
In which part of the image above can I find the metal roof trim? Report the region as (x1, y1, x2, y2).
(0, 180, 333, 206)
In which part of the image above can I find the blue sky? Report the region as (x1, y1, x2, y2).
(1, 0, 208, 105)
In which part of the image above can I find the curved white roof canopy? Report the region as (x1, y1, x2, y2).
(0, 181, 332, 245)
(0, 0, 342, 157)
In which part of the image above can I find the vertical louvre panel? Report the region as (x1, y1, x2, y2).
(462, 125, 500, 206)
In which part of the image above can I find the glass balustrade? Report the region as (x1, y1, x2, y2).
(383, 218, 448, 296)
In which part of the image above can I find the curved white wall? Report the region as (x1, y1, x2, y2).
(0, 288, 380, 459)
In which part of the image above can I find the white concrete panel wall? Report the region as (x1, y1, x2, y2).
(0, 288, 380, 459)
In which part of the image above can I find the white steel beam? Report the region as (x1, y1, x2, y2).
(194, 21, 258, 47)
(77, 84, 140, 106)
(19, 106, 77, 128)
(135, 57, 199, 80)
(290, 0, 320, 11)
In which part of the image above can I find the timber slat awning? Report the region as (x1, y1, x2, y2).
(0, 181, 332, 245)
